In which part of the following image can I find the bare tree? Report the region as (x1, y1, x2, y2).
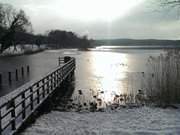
(0, 3, 32, 53)
(0, 4, 4, 26)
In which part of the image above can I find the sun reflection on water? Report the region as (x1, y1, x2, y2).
(91, 52, 128, 102)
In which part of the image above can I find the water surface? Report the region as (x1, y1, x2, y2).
(0, 47, 164, 102)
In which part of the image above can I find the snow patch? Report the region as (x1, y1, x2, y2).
(22, 107, 180, 135)
(0, 44, 46, 56)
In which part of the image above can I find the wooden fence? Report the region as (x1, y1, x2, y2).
(0, 56, 75, 135)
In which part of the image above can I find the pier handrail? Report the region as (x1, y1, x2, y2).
(0, 56, 75, 135)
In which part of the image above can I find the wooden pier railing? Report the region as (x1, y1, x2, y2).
(0, 56, 75, 135)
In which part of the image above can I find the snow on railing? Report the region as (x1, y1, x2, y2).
(0, 56, 75, 135)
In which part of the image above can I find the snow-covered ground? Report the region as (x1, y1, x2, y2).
(0, 44, 46, 56)
(22, 106, 180, 135)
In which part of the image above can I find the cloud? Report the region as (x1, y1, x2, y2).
(1, 0, 180, 39)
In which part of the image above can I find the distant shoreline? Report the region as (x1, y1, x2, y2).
(93, 39, 180, 47)
(94, 45, 180, 50)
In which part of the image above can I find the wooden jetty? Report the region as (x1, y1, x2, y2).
(0, 56, 75, 135)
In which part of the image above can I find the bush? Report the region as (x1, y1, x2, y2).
(145, 50, 180, 104)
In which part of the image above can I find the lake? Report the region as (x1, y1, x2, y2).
(0, 46, 165, 103)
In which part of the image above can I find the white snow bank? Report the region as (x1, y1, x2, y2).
(1, 45, 24, 55)
(22, 107, 180, 135)
(0, 44, 46, 56)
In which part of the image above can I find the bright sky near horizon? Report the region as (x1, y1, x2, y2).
(1, 0, 180, 39)
(47, 0, 144, 22)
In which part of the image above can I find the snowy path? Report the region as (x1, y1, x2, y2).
(22, 107, 180, 135)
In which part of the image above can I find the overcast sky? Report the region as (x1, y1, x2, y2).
(1, 0, 180, 39)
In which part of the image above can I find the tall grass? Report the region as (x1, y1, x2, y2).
(145, 50, 180, 104)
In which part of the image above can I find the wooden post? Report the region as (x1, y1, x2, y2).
(50, 74, 53, 91)
(15, 69, 18, 81)
(30, 87, 34, 110)
(11, 100, 16, 130)
(56, 72, 59, 86)
(0, 74, 2, 86)
(22, 92, 26, 119)
(42, 79, 45, 98)
(0, 109, 2, 135)
(21, 67, 24, 77)
(8, 72, 12, 84)
(46, 76, 50, 94)
(54, 72, 57, 87)
(27, 66, 30, 75)
(59, 57, 66, 66)
(53, 73, 55, 89)
(57, 69, 61, 84)
(37, 83, 40, 104)
(60, 68, 63, 83)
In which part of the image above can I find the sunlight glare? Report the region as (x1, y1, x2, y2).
(91, 52, 128, 102)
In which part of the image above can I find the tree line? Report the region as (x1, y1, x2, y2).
(93, 39, 180, 46)
(0, 3, 92, 53)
